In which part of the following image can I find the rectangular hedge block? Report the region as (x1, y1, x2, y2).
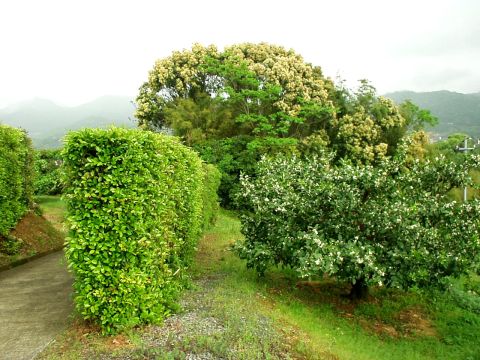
(62, 127, 212, 333)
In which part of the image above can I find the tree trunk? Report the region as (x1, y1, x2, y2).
(349, 279, 369, 300)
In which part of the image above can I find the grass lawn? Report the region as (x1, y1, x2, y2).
(39, 208, 480, 359)
(36, 195, 68, 234)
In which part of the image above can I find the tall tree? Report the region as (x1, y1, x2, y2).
(136, 43, 336, 138)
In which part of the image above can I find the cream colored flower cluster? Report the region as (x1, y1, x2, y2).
(224, 43, 332, 116)
(333, 97, 405, 163)
(149, 43, 219, 96)
(139, 43, 333, 120)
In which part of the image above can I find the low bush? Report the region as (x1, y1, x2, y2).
(63, 127, 210, 333)
(0, 124, 35, 235)
(0, 234, 23, 255)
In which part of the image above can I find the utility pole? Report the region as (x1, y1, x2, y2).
(456, 137, 475, 202)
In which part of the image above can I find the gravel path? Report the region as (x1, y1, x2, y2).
(0, 251, 73, 360)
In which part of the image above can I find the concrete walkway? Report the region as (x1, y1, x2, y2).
(0, 251, 73, 360)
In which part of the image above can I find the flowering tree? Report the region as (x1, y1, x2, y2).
(136, 43, 335, 137)
(235, 143, 480, 298)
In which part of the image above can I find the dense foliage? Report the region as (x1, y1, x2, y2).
(137, 44, 434, 206)
(34, 149, 64, 195)
(0, 124, 34, 236)
(425, 134, 480, 201)
(62, 127, 215, 333)
(193, 136, 298, 206)
(235, 143, 480, 297)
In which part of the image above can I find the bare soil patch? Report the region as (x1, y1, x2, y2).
(0, 211, 64, 269)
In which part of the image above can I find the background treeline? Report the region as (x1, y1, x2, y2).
(386, 90, 480, 139)
(34, 149, 64, 195)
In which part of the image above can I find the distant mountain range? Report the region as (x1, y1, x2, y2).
(385, 90, 480, 139)
(0, 96, 137, 148)
(1, 91, 479, 148)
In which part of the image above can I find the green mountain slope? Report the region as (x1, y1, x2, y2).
(0, 96, 136, 148)
(385, 90, 480, 138)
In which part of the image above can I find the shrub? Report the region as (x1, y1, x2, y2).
(34, 149, 64, 195)
(235, 145, 480, 298)
(193, 136, 298, 207)
(0, 124, 35, 235)
(62, 127, 206, 333)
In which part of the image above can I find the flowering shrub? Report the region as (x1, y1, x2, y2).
(63, 128, 208, 333)
(235, 145, 480, 297)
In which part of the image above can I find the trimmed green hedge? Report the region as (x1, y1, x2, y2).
(0, 124, 34, 236)
(62, 127, 218, 333)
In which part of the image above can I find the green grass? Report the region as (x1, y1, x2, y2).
(39, 208, 480, 360)
(35, 195, 67, 233)
(36, 195, 67, 215)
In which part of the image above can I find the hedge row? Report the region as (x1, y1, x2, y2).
(0, 124, 34, 235)
(62, 127, 219, 333)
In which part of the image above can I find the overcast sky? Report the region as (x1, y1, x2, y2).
(1, 0, 478, 107)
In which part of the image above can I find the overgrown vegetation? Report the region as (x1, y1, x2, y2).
(62, 127, 219, 334)
(0, 124, 34, 236)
